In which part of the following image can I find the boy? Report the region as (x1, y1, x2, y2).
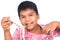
(1, 1, 60, 40)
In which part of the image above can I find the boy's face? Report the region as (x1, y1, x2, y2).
(20, 8, 39, 31)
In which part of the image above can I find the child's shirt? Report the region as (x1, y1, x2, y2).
(12, 25, 60, 40)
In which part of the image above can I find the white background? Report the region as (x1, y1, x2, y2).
(0, 0, 60, 40)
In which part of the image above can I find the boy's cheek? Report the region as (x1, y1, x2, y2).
(20, 20, 25, 23)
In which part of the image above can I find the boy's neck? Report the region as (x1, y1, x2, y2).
(28, 24, 42, 34)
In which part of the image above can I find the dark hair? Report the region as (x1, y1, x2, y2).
(18, 1, 38, 17)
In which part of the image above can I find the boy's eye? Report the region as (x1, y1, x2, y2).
(20, 16, 25, 18)
(29, 14, 33, 16)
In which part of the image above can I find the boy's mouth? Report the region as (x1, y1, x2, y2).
(25, 22, 33, 27)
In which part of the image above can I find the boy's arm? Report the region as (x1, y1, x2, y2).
(1, 17, 12, 40)
(42, 21, 59, 34)
(51, 21, 60, 37)
(4, 29, 12, 40)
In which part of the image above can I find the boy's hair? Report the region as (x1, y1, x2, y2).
(18, 1, 38, 17)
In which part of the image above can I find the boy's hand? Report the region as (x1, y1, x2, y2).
(1, 17, 13, 31)
(42, 21, 58, 34)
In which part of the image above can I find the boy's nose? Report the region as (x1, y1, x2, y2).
(25, 17, 30, 21)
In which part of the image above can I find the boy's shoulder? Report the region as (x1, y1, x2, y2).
(15, 28, 20, 32)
